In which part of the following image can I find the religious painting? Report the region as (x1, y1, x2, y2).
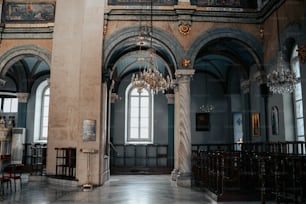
(233, 112, 243, 143)
(252, 113, 260, 136)
(82, 119, 96, 141)
(108, 0, 176, 6)
(271, 106, 279, 135)
(2, 2, 55, 23)
(196, 113, 210, 131)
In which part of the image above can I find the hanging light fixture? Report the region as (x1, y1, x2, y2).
(199, 74, 215, 113)
(131, 0, 173, 94)
(266, 8, 299, 94)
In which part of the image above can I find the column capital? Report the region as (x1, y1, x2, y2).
(111, 93, 120, 103)
(165, 94, 174, 104)
(16, 92, 29, 103)
(175, 69, 195, 80)
(254, 70, 266, 85)
(240, 80, 250, 94)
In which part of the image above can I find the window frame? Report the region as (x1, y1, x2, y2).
(291, 44, 305, 142)
(39, 86, 50, 140)
(33, 80, 49, 143)
(125, 84, 154, 144)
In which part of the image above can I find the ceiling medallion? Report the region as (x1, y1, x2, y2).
(178, 23, 191, 36)
(297, 45, 306, 64)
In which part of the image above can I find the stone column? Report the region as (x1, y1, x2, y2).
(175, 69, 195, 187)
(166, 93, 174, 170)
(171, 85, 179, 180)
(16, 92, 29, 128)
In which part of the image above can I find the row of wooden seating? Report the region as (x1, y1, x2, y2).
(192, 150, 306, 202)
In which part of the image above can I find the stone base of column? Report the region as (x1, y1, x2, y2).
(176, 172, 192, 187)
(171, 168, 178, 181)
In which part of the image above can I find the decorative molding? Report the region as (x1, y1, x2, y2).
(178, 22, 191, 36)
(175, 69, 195, 78)
(16, 92, 29, 103)
(181, 59, 191, 68)
(259, 27, 264, 39)
(297, 45, 306, 64)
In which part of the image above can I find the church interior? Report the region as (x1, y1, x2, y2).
(0, 0, 306, 203)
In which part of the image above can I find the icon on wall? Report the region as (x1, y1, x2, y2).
(196, 113, 210, 131)
(82, 119, 96, 141)
(271, 106, 279, 135)
(252, 113, 260, 136)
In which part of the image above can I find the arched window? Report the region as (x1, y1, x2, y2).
(125, 84, 154, 144)
(291, 45, 304, 142)
(34, 80, 49, 142)
(40, 87, 50, 140)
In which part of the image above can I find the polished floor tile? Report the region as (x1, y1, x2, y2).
(1, 175, 270, 204)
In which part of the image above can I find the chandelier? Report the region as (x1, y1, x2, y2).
(131, 49, 172, 94)
(199, 75, 215, 113)
(266, 9, 299, 94)
(131, 0, 173, 94)
(200, 104, 215, 113)
(267, 51, 299, 94)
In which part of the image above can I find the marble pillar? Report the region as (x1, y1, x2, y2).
(166, 94, 174, 170)
(175, 69, 195, 187)
(171, 85, 180, 181)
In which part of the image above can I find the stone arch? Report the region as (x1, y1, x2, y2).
(187, 26, 264, 76)
(0, 44, 52, 77)
(103, 25, 185, 77)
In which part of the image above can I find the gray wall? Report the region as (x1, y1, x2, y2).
(111, 74, 168, 145)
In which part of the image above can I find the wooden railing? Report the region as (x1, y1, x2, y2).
(192, 142, 306, 203)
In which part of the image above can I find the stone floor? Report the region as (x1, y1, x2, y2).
(1, 175, 271, 204)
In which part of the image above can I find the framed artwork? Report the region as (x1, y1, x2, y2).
(252, 113, 260, 136)
(2, 2, 55, 23)
(82, 119, 96, 141)
(271, 106, 279, 135)
(233, 112, 243, 143)
(196, 113, 210, 131)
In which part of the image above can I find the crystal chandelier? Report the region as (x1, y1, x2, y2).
(267, 51, 299, 94)
(266, 9, 299, 94)
(200, 104, 215, 113)
(131, 0, 172, 94)
(199, 75, 215, 113)
(131, 49, 172, 94)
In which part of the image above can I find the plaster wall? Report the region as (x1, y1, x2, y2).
(0, 39, 52, 55)
(105, 20, 260, 51)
